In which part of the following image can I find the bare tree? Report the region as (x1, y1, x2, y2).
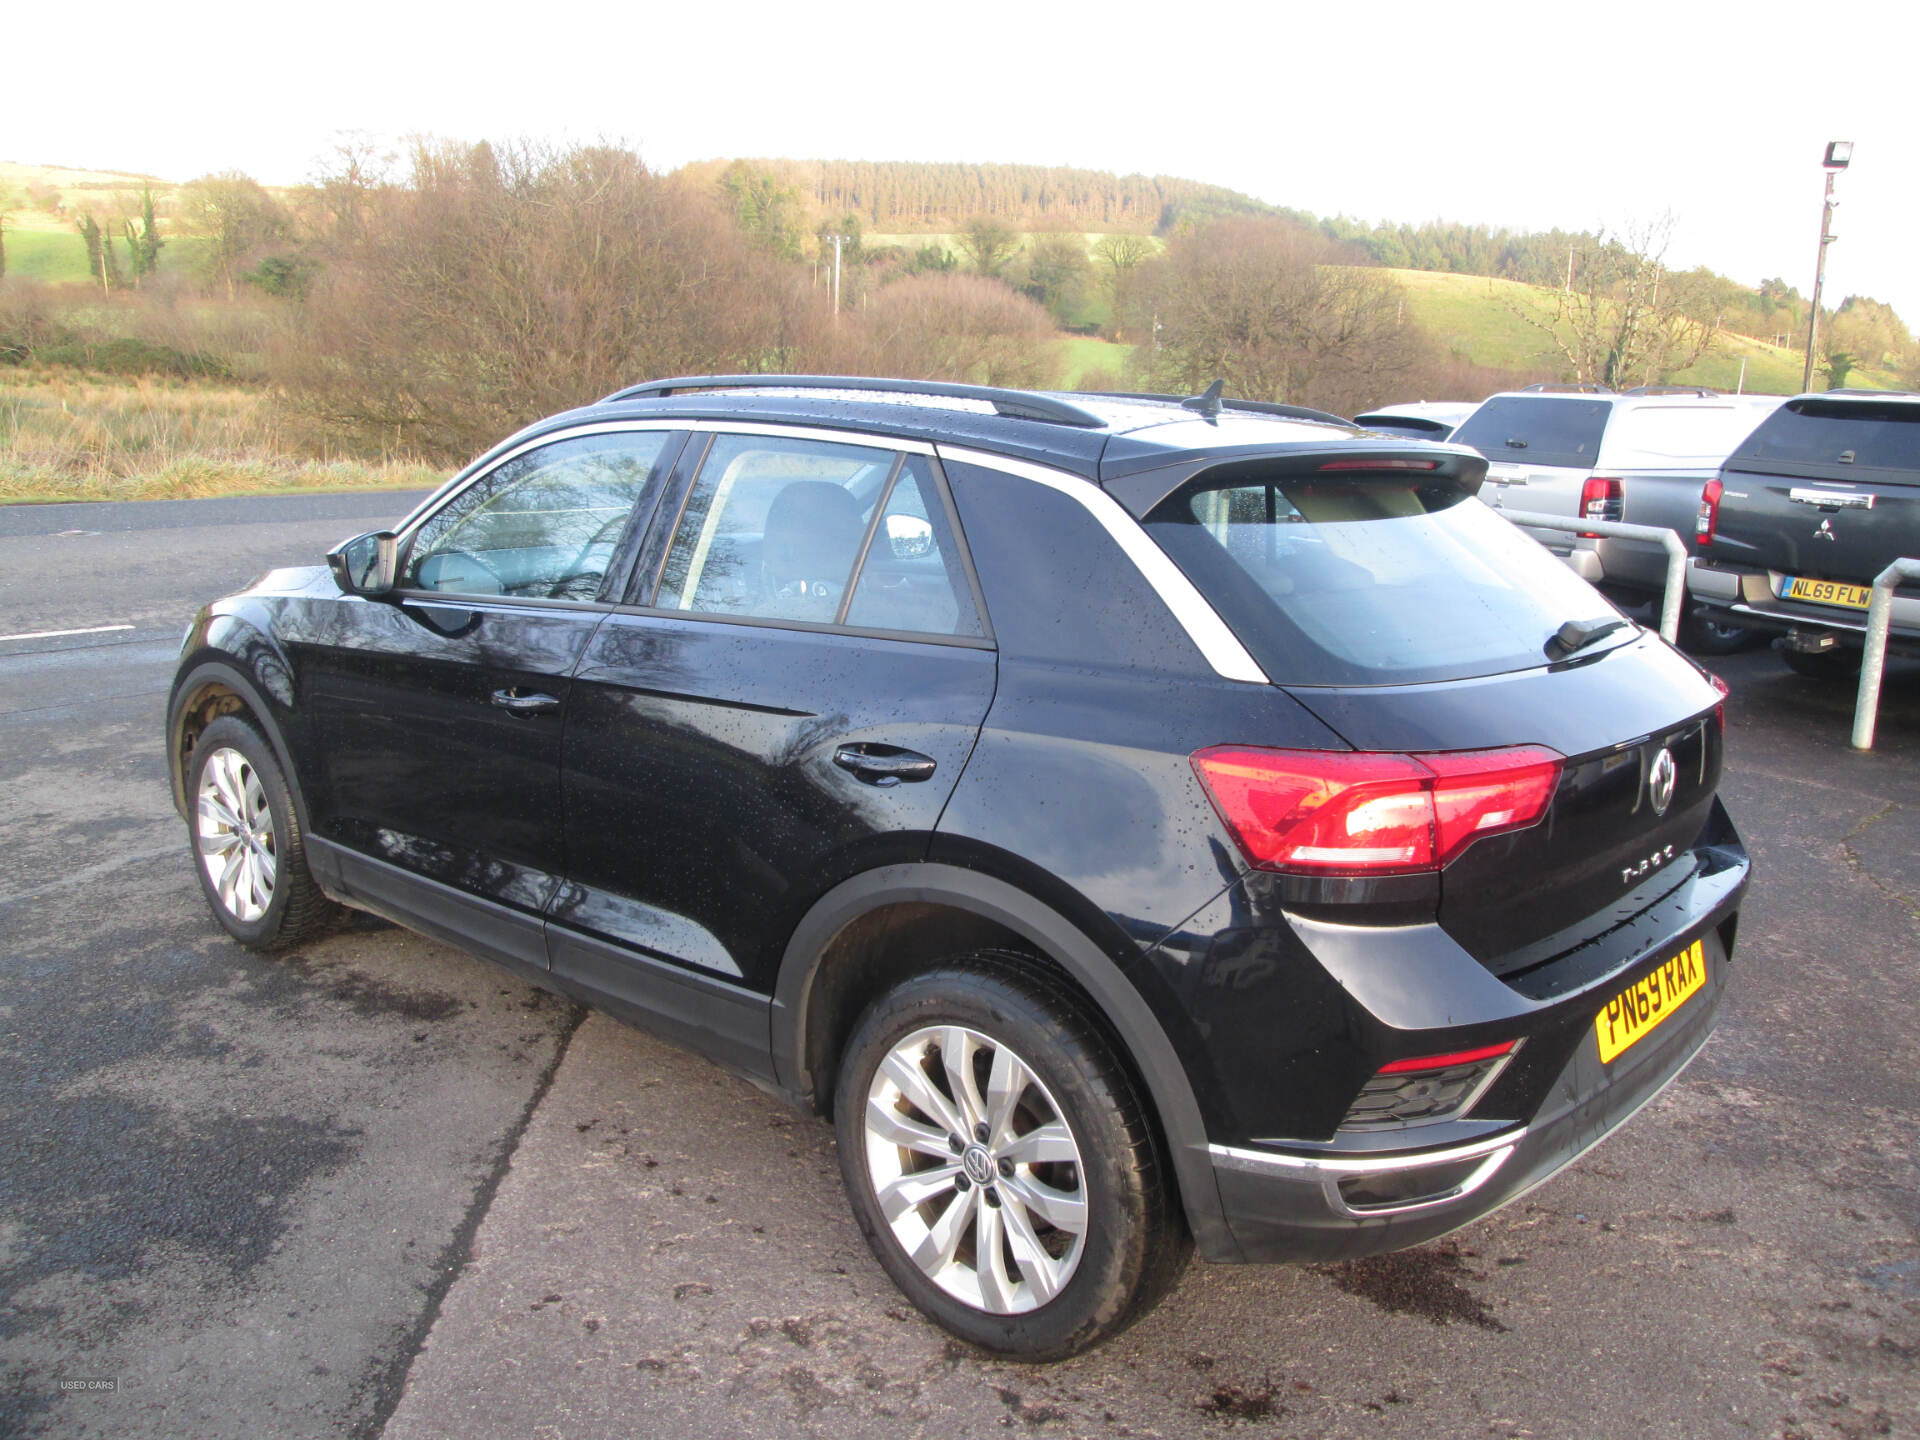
(276, 141, 830, 458)
(1508, 218, 1720, 389)
(1130, 217, 1420, 413)
(1091, 234, 1152, 337)
(848, 273, 1060, 389)
(182, 172, 290, 300)
(956, 216, 1020, 278)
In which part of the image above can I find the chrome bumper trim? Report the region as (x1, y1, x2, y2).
(1209, 1130, 1524, 1219)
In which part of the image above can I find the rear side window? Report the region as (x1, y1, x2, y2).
(1452, 397, 1611, 469)
(1145, 476, 1622, 686)
(1730, 400, 1920, 475)
(653, 434, 981, 636)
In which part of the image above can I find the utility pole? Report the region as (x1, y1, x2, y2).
(825, 234, 846, 319)
(1802, 141, 1853, 393)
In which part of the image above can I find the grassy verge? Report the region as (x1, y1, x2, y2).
(0, 370, 440, 503)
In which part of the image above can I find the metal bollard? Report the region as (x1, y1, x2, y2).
(1498, 511, 1689, 644)
(1850, 557, 1920, 751)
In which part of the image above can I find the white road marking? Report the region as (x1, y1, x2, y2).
(0, 623, 135, 643)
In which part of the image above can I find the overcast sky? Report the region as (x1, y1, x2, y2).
(13, 1, 1920, 324)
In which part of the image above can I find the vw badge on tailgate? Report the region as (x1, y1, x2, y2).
(1648, 747, 1677, 817)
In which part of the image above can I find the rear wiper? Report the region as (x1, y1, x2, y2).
(1546, 616, 1630, 660)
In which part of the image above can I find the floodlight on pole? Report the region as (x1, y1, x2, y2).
(1801, 141, 1852, 393)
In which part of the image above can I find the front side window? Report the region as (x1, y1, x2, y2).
(654, 434, 980, 635)
(404, 431, 673, 599)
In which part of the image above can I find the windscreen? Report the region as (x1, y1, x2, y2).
(1730, 399, 1920, 476)
(1145, 476, 1628, 686)
(1451, 396, 1611, 469)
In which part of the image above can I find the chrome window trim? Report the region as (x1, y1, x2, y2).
(935, 445, 1271, 685)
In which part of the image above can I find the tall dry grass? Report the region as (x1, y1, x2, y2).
(0, 371, 440, 502)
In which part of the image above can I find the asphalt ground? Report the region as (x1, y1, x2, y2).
(2, 491, 1916, 1440)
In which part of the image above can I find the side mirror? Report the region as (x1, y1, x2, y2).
(327, 531, 399, 597)
(885, 513, 934, 560)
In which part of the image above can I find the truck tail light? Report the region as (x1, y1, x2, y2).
(1579, 476, 1624, 537)
(1190, 745, 1564, 875)
(1696, 478, 1723, 547)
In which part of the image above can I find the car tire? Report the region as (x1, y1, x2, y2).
(834, 955, 1188, 1361)
(1678, 604, 1754, 657)
(1781, 645, 1863, 682)
(187, 715, 342, 951)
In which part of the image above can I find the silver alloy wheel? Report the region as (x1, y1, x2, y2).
(863, 1024, 1088, 1314)
(195, 746, 277, 924)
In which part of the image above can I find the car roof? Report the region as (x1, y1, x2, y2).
(525, 378, 1382, 482)
(1783, 389, 1920, 407)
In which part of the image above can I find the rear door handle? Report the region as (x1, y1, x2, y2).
(491, 689, 561, 716)
(833, 744, 937, 786)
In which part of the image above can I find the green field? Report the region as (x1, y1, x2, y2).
(1058, 337, 1132, 389)
(1379, 267, 1894, 395)
(3, 216, 209, 285)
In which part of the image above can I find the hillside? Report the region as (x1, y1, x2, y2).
(1382, 268, 1894, 394)
(0, 161, 205, 283)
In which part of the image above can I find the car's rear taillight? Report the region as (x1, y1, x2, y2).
(1579, 475, 1624, 538)
(1708, 671, 1730, 730)
(1696, 478, 1723, 547)
(1190, 745, 1564, 875)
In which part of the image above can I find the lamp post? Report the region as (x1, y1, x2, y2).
(1801, 140, 1853, 393)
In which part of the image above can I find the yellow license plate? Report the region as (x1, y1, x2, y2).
(1595, 940, 1707, 1064)
(1782, 576, 1872, 610)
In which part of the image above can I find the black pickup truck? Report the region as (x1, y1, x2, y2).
(1689, 391, 1920, 678)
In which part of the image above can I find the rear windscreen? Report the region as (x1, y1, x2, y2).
(1730, 399, 1920, 475)
(1451, 396, 1611, 469)
(1145, 477, 1627, 686)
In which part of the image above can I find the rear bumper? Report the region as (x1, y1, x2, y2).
(1199, 823, 1747, 1264)
(1209, 943, 1724, 1261)
(1689, 560, 1920, 650)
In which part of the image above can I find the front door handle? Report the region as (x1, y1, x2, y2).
(491, 689, 560, 716)
(833, 744, 937, 786)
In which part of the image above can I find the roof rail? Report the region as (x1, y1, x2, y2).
(1521, 382, 1614, 394)
(600, 374, 1107, 428)
(1080, 390, 1353, 428)
(1622, 385, 1719, 397)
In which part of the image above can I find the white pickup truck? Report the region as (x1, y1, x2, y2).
(1450, 387, 1785, 651)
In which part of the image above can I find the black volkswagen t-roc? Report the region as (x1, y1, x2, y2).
(167, 376, 1748, 1358)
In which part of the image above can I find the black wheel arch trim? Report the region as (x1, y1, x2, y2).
(771, 862, 1242, 1261)
(167, 654, 308, 831)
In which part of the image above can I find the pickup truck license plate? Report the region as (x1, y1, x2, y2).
(1595, 940, 1707, 1064)
(1781, 575, 1872, 610)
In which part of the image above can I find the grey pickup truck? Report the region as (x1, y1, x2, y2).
(1451, 388, 1783, 652)
(1689, 391, 1920, 679)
